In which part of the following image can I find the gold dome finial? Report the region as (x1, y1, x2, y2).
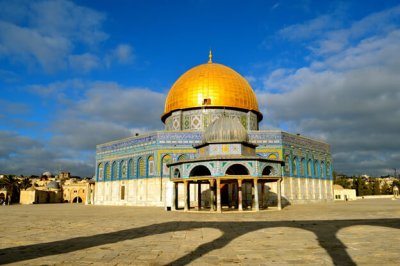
(208, 49, 213, 63)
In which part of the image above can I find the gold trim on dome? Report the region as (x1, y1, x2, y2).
(162, 61, 261, 121)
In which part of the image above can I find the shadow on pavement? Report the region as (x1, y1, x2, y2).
(0, 218, 399, 265)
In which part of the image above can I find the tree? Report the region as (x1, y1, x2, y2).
(372, 180, 381, 195)
(381, 182, 391, 195)
(392, 180, 400, 193)
(19, 177, 32, 190)
(352, 177, 371, 196)
(334, 177, 351, 189)
(0, 175, 20, 204)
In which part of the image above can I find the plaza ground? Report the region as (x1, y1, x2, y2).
(0, 199, 399, 265)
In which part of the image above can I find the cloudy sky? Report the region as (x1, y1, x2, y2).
(1, 0, 399, 177)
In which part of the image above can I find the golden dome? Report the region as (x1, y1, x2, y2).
(162, 59, 262, 121)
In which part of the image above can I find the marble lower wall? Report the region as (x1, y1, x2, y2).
(279, 177, 333, 204)
(95, 178, 167, 206)
(94, 177, 333, 207)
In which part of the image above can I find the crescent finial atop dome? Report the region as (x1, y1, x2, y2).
(208, 49, 213, 63)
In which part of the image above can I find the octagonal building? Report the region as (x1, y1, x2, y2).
(94, 53, 333, 211)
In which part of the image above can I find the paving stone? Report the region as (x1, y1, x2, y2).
(0, 199, 399, 265)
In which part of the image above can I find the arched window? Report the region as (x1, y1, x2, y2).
(178, 154, 187, 161)
(138, 158, 145, 177)
(189, 165, 211, 177)
(307, 159, 312, 177)
(284, 155, 290, 176)
(105, 163, 111, 180)
(300, 158, 305, 177)
(314, 160, 319, 178)
(147, 155, 154, 176)
(121, 160, 127, 178)
(97, 163, 104, 180)
(326, 161, 331, 178)
(161, 155, 171, 177)
(128, 159, 134, 178)
(321, 161, 325, 179)
(292, 157, 298, 177)
(226, 164, 249, 175)
(262, 166, 273, 176)
(174, 168, 181, 178)
(111, 161, 117, 179)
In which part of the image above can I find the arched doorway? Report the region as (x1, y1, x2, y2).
(0, 193, 5, 204)
(224, 164, 250, 208)
(72, 197, 83, 203)
(225, 164, 249, 175)
(262, 166, 273, 176)
(189, 165, 211, 177)
(189, 165, 212, 210)
(173, 169, 181, 178)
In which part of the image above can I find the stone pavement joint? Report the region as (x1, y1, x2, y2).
(0, 199, 399, 265)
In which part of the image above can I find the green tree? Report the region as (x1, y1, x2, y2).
(19, 177, 32, 190)
(392, 180, 400, 193)
(372, 181, 381, 195)
(381, 182, 391, 195)
(352, 177, 371, 196)
(0, 175, 20, 204)
(334, 177, 351, 189)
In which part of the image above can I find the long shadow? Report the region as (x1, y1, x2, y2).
(0, 218, 399, 265)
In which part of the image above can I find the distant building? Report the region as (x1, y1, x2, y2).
(58, 171, 71, 179)
(0, 187, 7, 204)
(62, 178, 95, 204)
(333, 184, 356, 201)
(19, 172, 95, 204)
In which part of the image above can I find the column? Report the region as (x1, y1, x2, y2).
(260, 182, 265, 209)
(91, 184, 95, 205)
(188, 182, 191, 209)
(197, 182, 201, 210)
(183, 181, 189, 211)
(209, 179, 215, 211)
(238, 179, 243, 211)
(277, 179, 282, 210)
(216, 178, 221, 213)
(172, 182, 177, 210)
(228, 183, 233, 208)
(253, 178, 259, 211)
(85, 183, 89, 205)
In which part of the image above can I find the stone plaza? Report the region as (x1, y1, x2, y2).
(0, 199, 399, 265)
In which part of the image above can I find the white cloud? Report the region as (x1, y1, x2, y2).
(105, 44, 135, 67)
(113, 44, 135, 64)
(69, 53, 101, 73)
(0, 1, 136, 73)
(279, 15, 339, 41)
(29, 79, 165, 149)
(278, 5, 400, 57)
(0, 0, 110, 72)
(0, 20, 71, 71)
(28, 0, 108, 46)
(259, 6, 400, 176)
(0, 130, 94, 177)
(7, 79, 165, 176)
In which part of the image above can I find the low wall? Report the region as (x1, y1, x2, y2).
(357, 195, 394, 199)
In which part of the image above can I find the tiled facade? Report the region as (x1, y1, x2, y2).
(94, 129, 333, 206)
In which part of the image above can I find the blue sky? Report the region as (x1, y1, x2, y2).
(1, 0, 400, 177)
